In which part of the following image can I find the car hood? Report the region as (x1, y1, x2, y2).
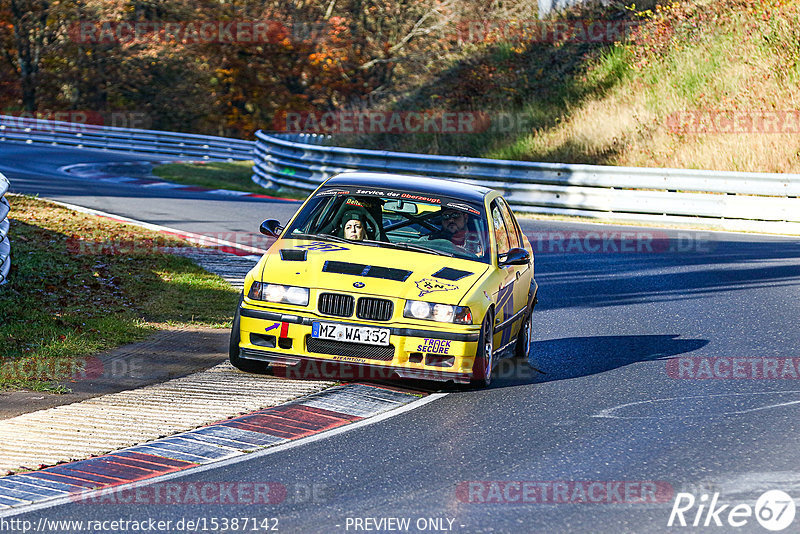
(257, 238, 489, 304)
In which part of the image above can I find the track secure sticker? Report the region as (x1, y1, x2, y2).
(417, 339, 451, 354)
(415, 278, 458, 297)
(295, 241, 349, 252)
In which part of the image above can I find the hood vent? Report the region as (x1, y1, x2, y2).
(432, 267, 472, 281)
(323, 261, 411, 282)
(280, 249, 307, 261)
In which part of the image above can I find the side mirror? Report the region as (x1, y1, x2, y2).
(259, 219, 284, 237)
(499, 247, 530, 266)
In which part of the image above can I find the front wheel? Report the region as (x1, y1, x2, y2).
(471, 310, 495, 387)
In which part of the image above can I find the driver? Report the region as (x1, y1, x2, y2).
(434, 208, 468, 246)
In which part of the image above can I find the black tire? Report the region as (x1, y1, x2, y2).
(471, 310, 495, 387)
(514, 306, 533, 361)
(229, 297, 269, 373)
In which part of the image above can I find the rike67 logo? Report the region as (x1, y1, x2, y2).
(668, 490, 796, 531)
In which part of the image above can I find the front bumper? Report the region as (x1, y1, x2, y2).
(237, 305, 481, 384)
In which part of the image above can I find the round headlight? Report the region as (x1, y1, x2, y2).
(264, 284, 287, 302)
(409, 300, 431, 319)
(432, 304, 454, 323)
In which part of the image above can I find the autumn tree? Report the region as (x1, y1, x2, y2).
(0, 0, 529, 136)
(0, 0, 68, 111)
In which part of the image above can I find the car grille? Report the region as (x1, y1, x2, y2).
(305, 336, 395, 361)
(356, 297, 393, 321)
(318, 293, 393, 322)
(318, 293, 355, 317)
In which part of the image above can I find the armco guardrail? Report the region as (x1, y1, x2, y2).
(0, 115, 253, 161)
(0, 172, 10, 285)
(253, 130, 800, 233)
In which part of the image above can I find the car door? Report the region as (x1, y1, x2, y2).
(499, 196, 533, 321)
(490, 199, 527, 352)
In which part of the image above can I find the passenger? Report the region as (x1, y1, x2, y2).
(342, 211, 366, 241)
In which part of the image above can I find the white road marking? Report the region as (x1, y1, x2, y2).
(593, 390, 800, 419)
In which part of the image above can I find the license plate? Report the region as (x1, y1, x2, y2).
(312, 322, 390, 346)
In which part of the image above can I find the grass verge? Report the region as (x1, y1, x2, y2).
(0, 195, 240, 392)
(339, 0, 800, 174)
(152, 161, 309, 200)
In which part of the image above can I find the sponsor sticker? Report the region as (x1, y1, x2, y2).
(446, 202, 481, 216)
(295, 241, 349, 252)
(414, 278, 458, 297)
(417, 339, 451, 354)
(315, 189, 351, 197)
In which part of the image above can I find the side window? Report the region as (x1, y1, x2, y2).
(497, 198, 521, 249)
(491, 202, 510, 258)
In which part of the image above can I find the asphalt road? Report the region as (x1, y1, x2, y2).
(1, 144, 300, 247)
(3, 143, 800, 533)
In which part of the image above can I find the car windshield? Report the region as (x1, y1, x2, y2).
(284, 187, 490, 263)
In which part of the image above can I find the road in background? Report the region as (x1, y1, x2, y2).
(1, 144, 300, 245)
(3, 143, 800, 532)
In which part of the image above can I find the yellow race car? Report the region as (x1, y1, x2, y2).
(229, 172, 537, 386)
